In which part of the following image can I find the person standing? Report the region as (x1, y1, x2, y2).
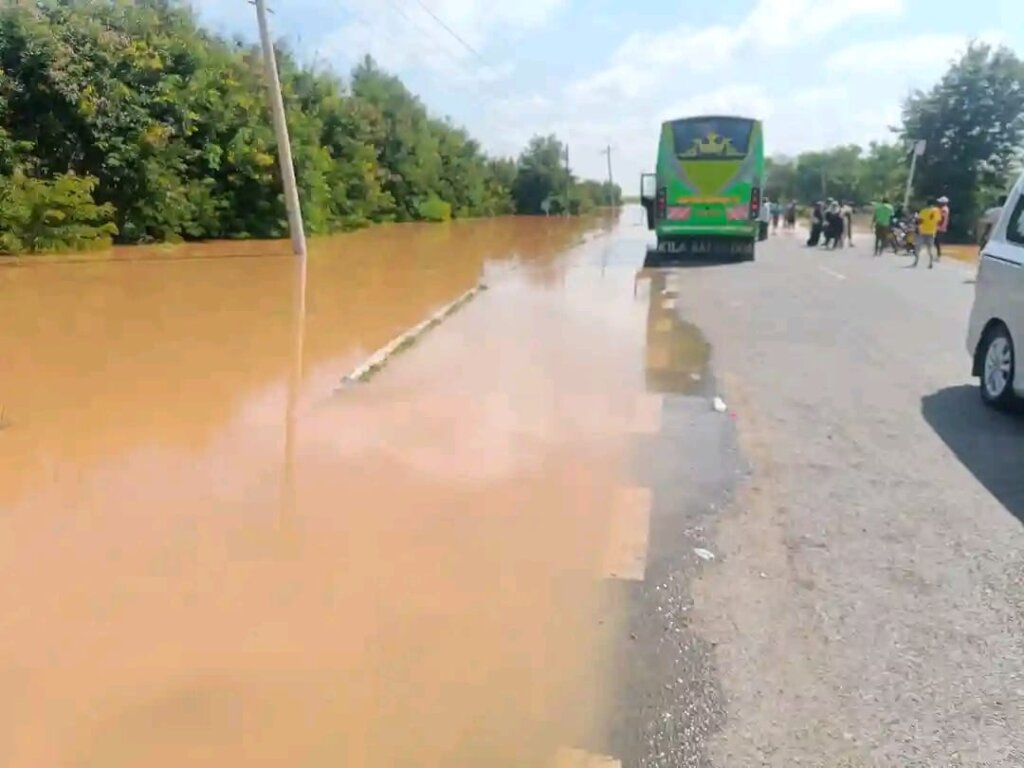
(770, 200, 781, 232)
(822, 201, 839, 248)
(872, 197, 894, 256)
(759, 195, 771, 240)
(914, 198, 942, 268)
(807, 201, 824, 246)
(936, 195, 950, 260)
(840, 201, 854, 247)
(785, 200, 797, 230)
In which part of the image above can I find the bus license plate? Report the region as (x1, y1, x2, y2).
(657, 240, 752, 255)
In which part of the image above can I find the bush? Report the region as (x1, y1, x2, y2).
(0, 172, 118, 254)
(417, 196, 452, 222)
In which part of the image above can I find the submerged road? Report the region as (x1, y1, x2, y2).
(3, 211, 1024, 765)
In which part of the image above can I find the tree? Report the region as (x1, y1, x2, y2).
(512, 135, 570, 214)
(0, 1, 614, 253)
(900, 43, 1024, 238)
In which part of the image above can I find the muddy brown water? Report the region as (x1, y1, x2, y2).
(0, 212, 709, 767)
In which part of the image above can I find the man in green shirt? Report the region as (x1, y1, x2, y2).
(872, 197, 895, 256)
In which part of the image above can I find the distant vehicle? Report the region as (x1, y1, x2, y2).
(967, 172, 1024, 407)
(640, 115, 764, 263)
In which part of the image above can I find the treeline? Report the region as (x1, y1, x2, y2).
(766, 43, 1024, 240)
(0, 0, 620, 253)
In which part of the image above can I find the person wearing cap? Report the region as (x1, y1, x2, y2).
(936, 195, 950, 261)
(915, 198, 942, 268)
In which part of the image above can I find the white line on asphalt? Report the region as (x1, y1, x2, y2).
(819, 266, 847, 280)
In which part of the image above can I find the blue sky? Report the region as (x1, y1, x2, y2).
(195, 0, 1022, 188)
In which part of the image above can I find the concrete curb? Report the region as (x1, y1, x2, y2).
(338, 282, 486, 386)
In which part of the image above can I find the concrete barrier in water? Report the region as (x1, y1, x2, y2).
(338, 282, 487, 387)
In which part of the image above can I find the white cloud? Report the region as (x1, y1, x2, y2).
(567, 0, 903, 109)
(827, 31, 1003, 74)
(660, 84, 775, 124)
(747, 0, 904, 48)
(568, 25, 739, 104)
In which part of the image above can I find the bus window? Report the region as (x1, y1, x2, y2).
(671, 117, 753, 158)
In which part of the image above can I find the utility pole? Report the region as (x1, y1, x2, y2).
(904, 139, 926, 210)
(564, 143, 571, 217)
(601, 145, 615, 206)
(254, 0, 307, 257)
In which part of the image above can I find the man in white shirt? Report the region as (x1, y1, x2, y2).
(840, 201, 854, 247)
(759, 196, 771, 240)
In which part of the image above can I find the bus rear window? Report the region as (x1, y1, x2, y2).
(671, 118, 753, 159)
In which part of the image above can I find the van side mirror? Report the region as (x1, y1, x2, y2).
(640, 173, 656, 201)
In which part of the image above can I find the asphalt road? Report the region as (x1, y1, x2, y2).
(604, 221, 1024, 767)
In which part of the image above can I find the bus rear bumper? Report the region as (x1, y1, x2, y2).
(646, 233, 755, 266)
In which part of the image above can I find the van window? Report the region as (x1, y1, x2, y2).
(1005, 193, 1024, 246)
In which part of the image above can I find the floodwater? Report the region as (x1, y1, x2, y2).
(0, 211, 708, 767)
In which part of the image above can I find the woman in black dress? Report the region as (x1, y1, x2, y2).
(807, 202, 824, 246)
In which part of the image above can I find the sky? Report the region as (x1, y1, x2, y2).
(194, 0, 1023, 189)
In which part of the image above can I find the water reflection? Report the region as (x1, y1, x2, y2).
(638, 269, 711, 395)
(0, 212, 670, 767)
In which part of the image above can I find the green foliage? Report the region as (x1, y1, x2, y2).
(512, 135, 571, 214)
(767, 44, 1024, 241)
(766, 143, 903, 206)
(0, 171, 117, 253)
(0, 1, 612, 253)
(417, 196, 452, 222)
(900, 43, 1024, 238)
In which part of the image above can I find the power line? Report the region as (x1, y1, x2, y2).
(410, 0, 484, 61)
(383, 0, 473, 73)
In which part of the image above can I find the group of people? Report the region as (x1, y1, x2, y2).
(760, 199, 798, 236)
(870, 195, 951, 268)
(806, 199, 854, 248)
(761, 194, 975, 269)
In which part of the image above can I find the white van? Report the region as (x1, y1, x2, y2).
(967, 173, 1024, 407)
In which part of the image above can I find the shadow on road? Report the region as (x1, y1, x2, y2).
(921, 386, 1024, 526)
(642, 252, 751, 269)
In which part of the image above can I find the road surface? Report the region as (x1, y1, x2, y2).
(603, 218, 1024, 767)
(3, 212, 1024, 766)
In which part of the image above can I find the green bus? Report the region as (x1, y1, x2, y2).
(640, 115, 765, 262)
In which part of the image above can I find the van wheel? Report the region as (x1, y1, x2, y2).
(979, 324, 1016, 408)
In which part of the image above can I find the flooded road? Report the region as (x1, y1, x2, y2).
(0, 212, 700, 767)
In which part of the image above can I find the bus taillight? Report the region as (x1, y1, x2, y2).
(749, 187, 761, 220)
(657, 187, 666, 219)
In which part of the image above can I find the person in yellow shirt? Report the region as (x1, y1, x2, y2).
(915, 198, 942, 269)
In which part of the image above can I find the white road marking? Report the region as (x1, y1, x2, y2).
(819, 266, 847, 281)
(602, 487, 651, 581)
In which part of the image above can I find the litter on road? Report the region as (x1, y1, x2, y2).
(694, 548, 716, 562)
(713, 396, 728, 413)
